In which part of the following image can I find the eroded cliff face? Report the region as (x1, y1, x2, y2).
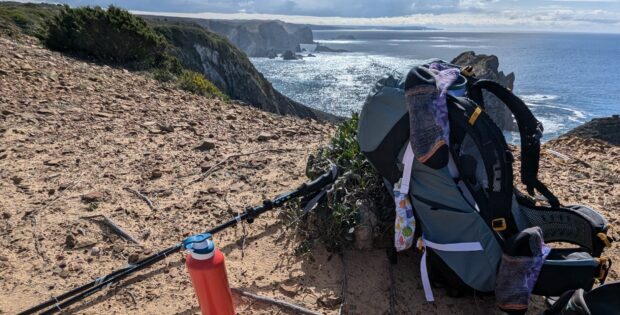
(155, 24, 338, 122)
(452, 51, 517, 130)
(145, 16, 315, 57)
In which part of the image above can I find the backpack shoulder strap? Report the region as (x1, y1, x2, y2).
(467, 79, 560, 208)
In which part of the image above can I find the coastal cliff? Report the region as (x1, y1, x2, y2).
(144, 16, 314, 57)
(452, 51, 517, 130)
(154, 23, 337, 121)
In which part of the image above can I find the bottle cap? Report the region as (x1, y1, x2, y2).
(183, 233, 215, 259)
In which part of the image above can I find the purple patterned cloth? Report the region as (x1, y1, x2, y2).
(404, 62, 460, 169)
(495, 227, 551, 313)
(428, 63, 460, 145)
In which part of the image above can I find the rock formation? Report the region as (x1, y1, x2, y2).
(155, 24, 338, 122)
(144, 16, 314, 58)
(560, 115, 620, 145)
(452, 51, 517, 130)
(281, 50, 298, 60)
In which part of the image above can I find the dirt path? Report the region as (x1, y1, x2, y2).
(0, 36, 617, 315)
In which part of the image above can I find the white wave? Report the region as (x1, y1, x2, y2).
(432, 44, 490, 49)
(519, 94, 559, 102)
(317, 40, 366, 44)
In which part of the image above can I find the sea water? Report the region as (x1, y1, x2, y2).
(250, 30, 620, 141)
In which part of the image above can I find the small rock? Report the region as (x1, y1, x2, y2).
(207, 187, 220, 194)
(10, 176, 22, 185)
(48, 189, 56, 195)
(81, 191, 104, 203)
(200, 162, 212, 172)
(0, 256, 8, 261)
(157, 124, 174, 133)
(317, 293, 342, 308)
(150, 169, 163, 180)
(20, 63, 33, 71)
(195, 141, 216, 152)
(65, 234, 77, 248)
(13, 52, 24, 59)
(225, 114, 236, 120)
(44, 159, 62, 167)
(112, 243, 125, 253)
(1, 212, 10, 219)
(257, 133, 274, 142)
(90, 246, 100, 256)
(278, 282, 298, 297)
(128, 253, 140, 264)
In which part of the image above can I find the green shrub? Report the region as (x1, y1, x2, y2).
(43, 5, 177, 71)
(178, 70, 226, 99)
(302, 114, 391, 251)
(0, 3, 62, 36)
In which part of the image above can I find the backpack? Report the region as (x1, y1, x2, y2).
(357, 61, 614, 308)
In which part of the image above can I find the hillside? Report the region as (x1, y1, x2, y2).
(143, 16, 314, 57)
(0, 2, 338, 123)
(153, 23, 335, 121)
(1, 34, 618, 315)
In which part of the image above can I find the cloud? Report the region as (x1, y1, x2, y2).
(7, 0, 620, 31)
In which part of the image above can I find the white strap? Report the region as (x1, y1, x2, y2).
(400, 143, 415, 194)
(419, 238, 483, 302)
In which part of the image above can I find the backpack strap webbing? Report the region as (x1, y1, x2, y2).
(467, 80, 560, 208)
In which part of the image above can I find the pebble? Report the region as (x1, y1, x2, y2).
(257, 133, 274, 142)
(195, 141, 216, 151)
(90, 246, 100, 256)
(150, 169, 163, 180)
(81, 191, 104, 203)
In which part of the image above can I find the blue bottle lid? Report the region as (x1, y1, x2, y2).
(182, 233, 215, 255)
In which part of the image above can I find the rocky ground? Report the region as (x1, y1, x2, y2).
(0, 36, 618, 315)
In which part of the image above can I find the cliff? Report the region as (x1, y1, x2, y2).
(452, 51, 517, 130)
(143, 16, 314, 57)
(153, 23, 337, 122)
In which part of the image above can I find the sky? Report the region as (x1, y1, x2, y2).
(8, 0, 620, 32)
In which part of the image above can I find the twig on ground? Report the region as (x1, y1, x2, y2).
(26, 173, 84, 262)
(124, 288, 138, 305)
(231, 288, 321, 315)
(82, 214, 141, 245)
(192, 148, 296, 184)
(338, 253, 348, 315)
(123, 187, 155, 211)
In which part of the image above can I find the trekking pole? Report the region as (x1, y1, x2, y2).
(19, 166, 338, 315)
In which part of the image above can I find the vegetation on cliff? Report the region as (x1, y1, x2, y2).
(0, 2, 61, 36)
(0, 3, 336, 121)
(303, 114, 390, 251)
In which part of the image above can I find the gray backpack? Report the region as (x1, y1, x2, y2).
(357, 63, 613, 309)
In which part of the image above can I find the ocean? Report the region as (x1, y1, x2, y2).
(250, 30, 620, 141)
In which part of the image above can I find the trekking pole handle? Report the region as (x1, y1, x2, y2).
(299, 165, 338, 194)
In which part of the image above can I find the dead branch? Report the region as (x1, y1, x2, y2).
(231, 288, 321, 315)
(82, 214, 141, 245)
(27, 173, 84, 263)
(193, 148, 296, 183)
(123, 187, 155, 211)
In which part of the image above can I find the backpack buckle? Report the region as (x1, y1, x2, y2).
(596, 257, 611, 282)
(597, 233, 612, 248)
(492, 218, 507, 232)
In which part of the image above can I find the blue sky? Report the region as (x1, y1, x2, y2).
(9, 0, 620, 32)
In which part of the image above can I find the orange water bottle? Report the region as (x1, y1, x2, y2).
(183, 233, 235, 315)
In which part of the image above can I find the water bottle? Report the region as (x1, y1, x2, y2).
(183, 233, 235, 315)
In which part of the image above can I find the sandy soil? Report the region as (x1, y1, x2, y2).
(0, 36, 618, 315)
